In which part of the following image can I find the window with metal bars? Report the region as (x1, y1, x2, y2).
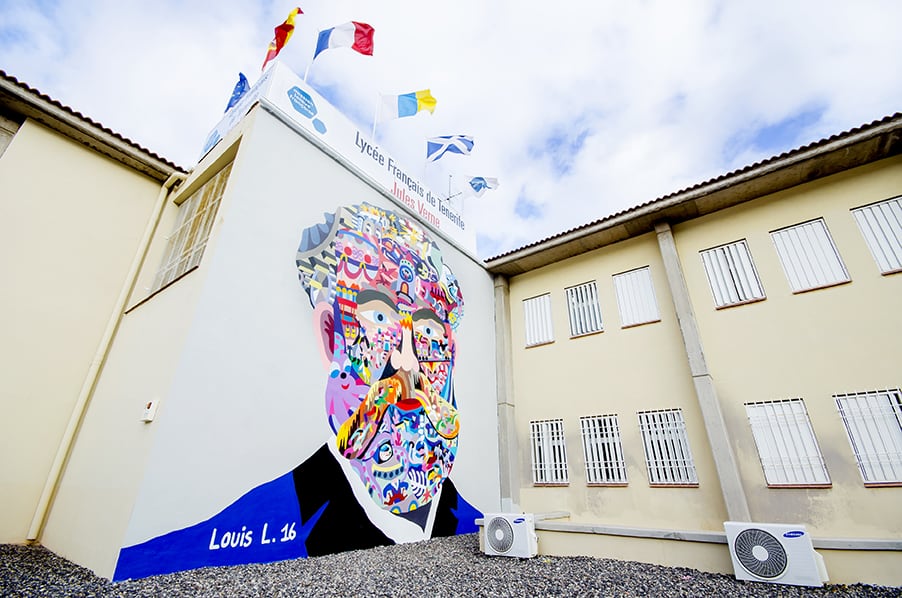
(152, 162, 233, 292)
(745, 399, 830, 487)
(835, 389, 902, 485)
(612, 266, 660, 327)
(770, 218, 850, 293)
(851, 196, 902, 275)
(580, 414, 627, 485)
(530, 419, 569, 485)
(565, 281, 603, 337)
(523, 294, 554, 347)
(699, 239, 766, 308)
(637, 409, 697, 486)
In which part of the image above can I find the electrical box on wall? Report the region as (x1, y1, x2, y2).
(141, 399, 159, 423)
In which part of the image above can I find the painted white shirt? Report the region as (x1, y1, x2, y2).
(327, 435, 443, 544)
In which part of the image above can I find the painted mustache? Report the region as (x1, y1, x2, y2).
(336, 372, 459, 460)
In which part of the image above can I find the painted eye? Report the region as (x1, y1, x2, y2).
(359, 309, 390, 325)
(376, 442, 393, 463)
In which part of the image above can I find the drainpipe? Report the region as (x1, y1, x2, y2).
(27, 172, 185, 541)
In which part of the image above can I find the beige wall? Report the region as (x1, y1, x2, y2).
(0, 119, 161, 544)
(509, 233, 729, 531)
(37, 133, 240, 576)
(674, 156, 902, 539)
(532, 530, 902, 586)
(505, 155, 901, 586)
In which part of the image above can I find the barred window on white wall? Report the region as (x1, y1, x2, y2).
(523, 294, 554, 347)
(851, 196, 902, 274)
(770, 218, 850, 293)
(530, 419, 569, 485)
(699, 240, 766, 308)
(745, 399, 830, 486)
(612, 266, 660, 327)
(152, 163, 233, 292)
(637, 409, 698, 485)
(835, 389, 902, 485)
(580, 414, 627, 485)
(565, 281, 603, 337)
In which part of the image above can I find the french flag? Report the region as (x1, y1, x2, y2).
(314, 22, 374, 60)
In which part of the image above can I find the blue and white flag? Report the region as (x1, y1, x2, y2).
(426, 135, 474, 162)
(224, 73, 249, 113)
(467, 176, 499, 198)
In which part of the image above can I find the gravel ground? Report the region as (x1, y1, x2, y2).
(1, 534, 900, 598)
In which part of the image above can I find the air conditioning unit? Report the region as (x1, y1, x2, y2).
(724, 522, 828, 587)
(483, 513, 538, 558)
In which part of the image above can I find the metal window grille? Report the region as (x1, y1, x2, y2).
(530, 419, 569, 484)
(580, 414, 627, 484)
(770, 218, 850, 292)
(152, 163, 233, 291)
(699, 240, 765, 307)
(565, 281, 603, 336)
(523, 294, 554, 346)
(637, 409, 697, 485)
(745, 399, 830, 486)
(851, 196, 902, 274)
(835, 389, 902, 484)
(612, 266, 660, 327)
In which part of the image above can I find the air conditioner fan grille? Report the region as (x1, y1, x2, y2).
(733, 528, 788, 579)
(486, 516, 515, 553)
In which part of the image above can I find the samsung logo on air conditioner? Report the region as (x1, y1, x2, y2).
(513, 517, 526, 524)
(783, 530, 805, 538)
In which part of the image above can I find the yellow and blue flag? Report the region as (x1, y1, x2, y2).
(379, 89, 436, 121)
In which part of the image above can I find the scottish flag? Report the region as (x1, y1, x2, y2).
(426, 135, 474, 162)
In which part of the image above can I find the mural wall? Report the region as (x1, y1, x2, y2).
(113, 202, 481, 580)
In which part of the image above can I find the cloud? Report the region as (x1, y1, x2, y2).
(2, 0, 900, 259)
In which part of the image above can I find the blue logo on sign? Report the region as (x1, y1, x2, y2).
(287, 87, 327, 134)
(513, 517, 526, 524)
(783, 530, 805, 538)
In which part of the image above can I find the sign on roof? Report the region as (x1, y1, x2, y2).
(201, 62, 475, 254)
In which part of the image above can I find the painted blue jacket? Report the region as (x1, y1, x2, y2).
(113, 444, 480, 581)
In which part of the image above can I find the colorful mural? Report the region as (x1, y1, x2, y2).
(113, 203, 479, 580)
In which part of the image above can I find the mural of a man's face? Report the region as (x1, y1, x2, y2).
(297, 204, 464, 516)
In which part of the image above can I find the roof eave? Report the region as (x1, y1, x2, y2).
(485, 114, 902, 277)
(0, 73, 184, 182)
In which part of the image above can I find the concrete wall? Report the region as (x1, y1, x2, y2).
(508, 233, 730, 531)
(674, 156, 902, 539)
(0, 119, 161, 544)
(44, 107, 500, 578)
(504, 156, 901, 585)
(533, 530, 902, 587)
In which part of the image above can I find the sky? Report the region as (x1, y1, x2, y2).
(2, 0, 901, 259)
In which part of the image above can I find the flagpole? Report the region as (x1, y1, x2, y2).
(304, 43, 316, 82)
(372, 93, 380, 140)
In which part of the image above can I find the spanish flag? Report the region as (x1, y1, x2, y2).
(261, 7, 302, 71)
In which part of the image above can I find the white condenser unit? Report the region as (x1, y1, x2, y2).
(483, 513, 538, 558)
(724, 522, 828, 587)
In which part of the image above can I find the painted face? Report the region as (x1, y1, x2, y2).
(325, 219, 462, 514)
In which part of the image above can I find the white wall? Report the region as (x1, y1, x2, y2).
(46, 106, 500, 577)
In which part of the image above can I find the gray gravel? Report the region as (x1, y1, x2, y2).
(2, 534, 900, 597)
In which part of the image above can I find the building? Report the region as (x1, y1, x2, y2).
(1, 65, 500, 581)
(0, 69, 182, 561)
(2, 64, 900, 586)
(485, 113, 902, 586)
